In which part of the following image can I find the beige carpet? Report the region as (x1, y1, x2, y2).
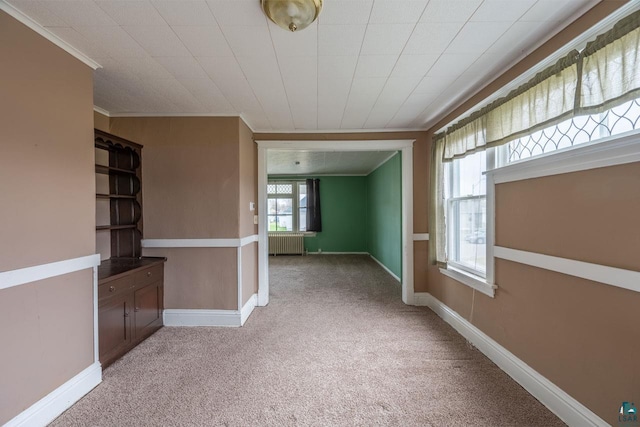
(51, 255, 564, 426)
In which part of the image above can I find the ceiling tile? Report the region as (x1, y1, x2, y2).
(445, 21, 512, 54)
(361, 24, 414, 55)
(369, 0, 428, 24)
(42, 1, 117, 26)
(341, 78, 386, 128)
(151, 0, 216, 26)
(520, 0, 597, 22)
(355, 55, 398, 78)
(221, 25, 275, 56)
(318, 25, 366, 56)
(122, 25, 192, 57)
(278, 56, 318, 107)
(470, 0, 537, 22)
(74, 25, 149, 58)
(47, 26, 111, 58)
(9, 1, 68, 26)
(486, 21, 546, 55)
(318, 0, 373, 25)
(270, 23, 317, 57)
(427, 53, 480, 76)
(95, 1, 166, 26)
(402, 22, 464, 55)
(206, 0, 268, 26)
(177, 78, 235, 112)
(173, 25, 233, 57)
(391, 54, 438, 78)
(155, 56, 210, 79)
(420, 0, 483, 23)
(116, 56, 174, 80)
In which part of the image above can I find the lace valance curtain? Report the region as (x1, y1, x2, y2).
(434, 9, 640, 162)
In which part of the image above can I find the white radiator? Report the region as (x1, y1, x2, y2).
(269, 233, 304, 255)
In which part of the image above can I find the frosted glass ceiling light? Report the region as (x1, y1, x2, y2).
(261, 0, 322, 32)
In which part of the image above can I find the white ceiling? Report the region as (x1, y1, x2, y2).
(6, 0, 598, 132)
(268, 150, 396, 175)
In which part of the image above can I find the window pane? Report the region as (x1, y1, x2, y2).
(299, 207, 306, 232)
(268, 198, 277, 215)
(276, 184, 292, 194)
(298, 182, 307, 208)
(452, 150, 486, 197)
(449, 197, 486, 274)
(276, 198, 292, 214)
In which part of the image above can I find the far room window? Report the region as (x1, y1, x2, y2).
(444, 150, 489, 277)
(267, 181, 307, 232)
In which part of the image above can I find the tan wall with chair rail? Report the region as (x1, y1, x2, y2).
(0, 11, 96, 425)
(424, 1, 636, 424)
(107, 116, 255, 310)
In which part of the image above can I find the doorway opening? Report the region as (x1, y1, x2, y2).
(256, 140, 415, 306)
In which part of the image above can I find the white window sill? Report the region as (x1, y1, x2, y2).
(439, 267, 497, 298)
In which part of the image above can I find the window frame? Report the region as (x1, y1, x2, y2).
(441, 148, 497, 298)
(267, 180, 310, 234)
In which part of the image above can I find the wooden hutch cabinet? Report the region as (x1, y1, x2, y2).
(95, 130, 166, 368)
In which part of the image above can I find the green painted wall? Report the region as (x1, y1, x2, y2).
(366, 153, 402, 279)
(269, 176, 368, 253)
(270, 154, 402, 280)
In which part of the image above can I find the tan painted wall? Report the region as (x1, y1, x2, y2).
(496, 162, 640, 270)
(0, 11, 95, 424)
(239, 119, 258, 238)
(424, 2, 635, 425)
(110, 117, 240, 239)
(142, 247, 238, 310)
(241, 242, 258, 306)
(107, 117, 246, 310)
(253, 131, 430, 292)
(93, 111, 110, 133)
(0, 271, 95, 423)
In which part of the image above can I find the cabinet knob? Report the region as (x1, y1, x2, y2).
(109, 286, 116, 292)
(147, 271, 152, 277)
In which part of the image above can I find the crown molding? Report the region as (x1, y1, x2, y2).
(0, 0, 101, 70)
(252, 127, 428, 134)
(93, 106, 111, 117)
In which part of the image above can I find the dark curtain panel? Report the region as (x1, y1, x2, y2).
(306, 178, 322, 232)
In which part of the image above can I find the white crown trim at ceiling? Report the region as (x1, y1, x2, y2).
(0, 0, 101, 70)
(257, 140, 414, 151)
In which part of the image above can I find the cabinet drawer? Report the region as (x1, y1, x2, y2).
(99, 276, 134, 301)
(134, 264, 163, 287)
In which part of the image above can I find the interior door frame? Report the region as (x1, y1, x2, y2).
(255, 139, 415, 306)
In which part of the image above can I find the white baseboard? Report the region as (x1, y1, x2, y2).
(306, 252, 369, 255)
(369, 254, 401, 282)
(164, 295, 258, 327)
(164, 309, 241, 327)
(5, 362, 102, 427)
(421, 293, 608, 427)
(240, 293, 258, 326)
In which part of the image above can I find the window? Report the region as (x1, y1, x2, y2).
(267, 181, 307, 232)
(502, 97, 640, 164)
(444, 150, 490, 277)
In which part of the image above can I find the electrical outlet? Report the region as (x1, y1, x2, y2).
(318, 248, 322, 253)
(253, 215, 258, 225)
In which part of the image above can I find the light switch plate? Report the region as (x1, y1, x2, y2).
(253, 215, 258, 225)
(249, 202, 255, 211)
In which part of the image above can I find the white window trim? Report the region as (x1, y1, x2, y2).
(440, 266, 497, 298)
(267, 180, 306, 233)
(442, 148, 496, 297)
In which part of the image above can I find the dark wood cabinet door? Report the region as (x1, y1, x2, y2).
(134, 281, 162, 341)
(98, 295, 132, 367)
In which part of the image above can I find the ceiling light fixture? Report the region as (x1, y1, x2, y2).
(261, 0, 322, 32)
